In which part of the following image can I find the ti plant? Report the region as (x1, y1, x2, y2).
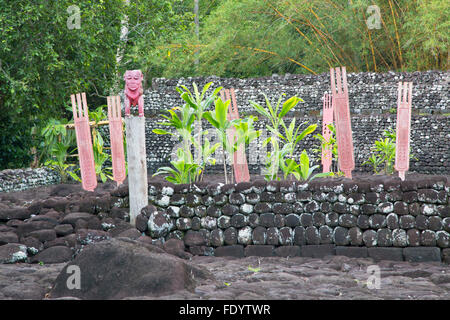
(44, 142, 80, 183)
(89, 106, 113, 183)
(286, 150, 334, 181)
(250, 93, 300, 180)
(41, 118, 79, 183)
(363, 127, 417, 175)
(312, 123, 342, 176)
(153, 82, 222, 184)
(192, 135, 220, 182)
(202, 97, 235, 184)
(153, 102, 196, 165)
(203, 97, 261, 184)
(176, 82, 222, 166)
(250, 93, 326, 181)
(363, 127, 396, 175)
(279, 117, 321, 180)
(153, 149, 201, 184)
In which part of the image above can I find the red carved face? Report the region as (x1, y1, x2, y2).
(123, 70, 143, 91)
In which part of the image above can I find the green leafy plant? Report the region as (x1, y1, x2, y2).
(153, 83, 225, 183)
(153, 103, 196, 165)
(153, 149, 200, 184)
(289, 150, 334, 181)
(363, 127, 417, 175)
(248, 266, 261, 273)
(250, 93, 300, 180)
(176, 82, 222, 166)
(312, 123, 342, 175)
(279, 118, 319, 180)
(40, 118, 76, 163)
(41, 118, 79, 183)
(250, 93, 323, 181)
(363, 128, 396, 175)
(89, 106, 113, 183)
(44, 153, 80, 183)
(203, 97, 236, 184)
(153, 94, 206, 183)
(192, 136, 220, 182)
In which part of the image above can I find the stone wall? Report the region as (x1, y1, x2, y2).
(147, 70, 449, 116)
(1, 175, 449, 263)
(1, 70, 448, 193)
(0, 168, 61, 193)
(141, 70, 450, 175)
(124, 175, 450, 262)
(144, 114, 450, 175)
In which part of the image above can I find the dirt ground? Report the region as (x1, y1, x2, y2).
(0, 254, 449, 300)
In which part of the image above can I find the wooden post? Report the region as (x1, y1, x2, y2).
(322, 93, 333, 173)
(395, 82, 413, 181)
(107, 96, 126, 186)
(70, 92, 97, 192)
(221, 88, 250, 183)
(125, 116, 148, 226)
(330, 67, 355, 179)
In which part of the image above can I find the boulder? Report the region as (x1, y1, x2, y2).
(61, 212, 95, 227)
(0, 243, 28, 263)
(50, 184, 82, 197)
(0, 207, 31, 221)
(107, 220, 135, 237)
(135, 214, 149, 232)
(49, 238, 212, 299)
(76, 229, 110, 246)
(116, 228, 142, 240)
(184, 230, 206, 247)
(31, 246, 73, 264)
(147, 211, 173, 238)
(1, 282, 47, 300)
(28, 229, 57, 242)
(0, 231, 19, 245)
(162, 239, 191, 260)
(20, 236, 44, 252)
(54, 224, 74, 237)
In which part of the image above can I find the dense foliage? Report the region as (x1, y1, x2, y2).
(0, 0, 189, 169)
(0, 0, 448, 169)
(156, 0, 449, 77)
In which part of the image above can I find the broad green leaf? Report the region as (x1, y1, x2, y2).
(279, 96, 300, 119)
(152, 128, 172, 135)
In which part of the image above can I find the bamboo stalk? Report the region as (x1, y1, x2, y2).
(307, 6, 344, 65)
(388, 0, 404, 70)
(265, 0, 333, 69)
(360, 5, 378, 72)
(290, 3, 358, 71)
(378, 6, 399, 69)
(233, 44, 317, 74)
(159, 42, 317, 74)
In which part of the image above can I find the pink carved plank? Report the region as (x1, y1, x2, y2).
(322, 93, 333, 173)
(107, 95, 126, 186)
(71, 93, 97, 191)
(330, 67, 355, 178)
(394, 82, 413, 181)
(221, 88, 250, 183)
